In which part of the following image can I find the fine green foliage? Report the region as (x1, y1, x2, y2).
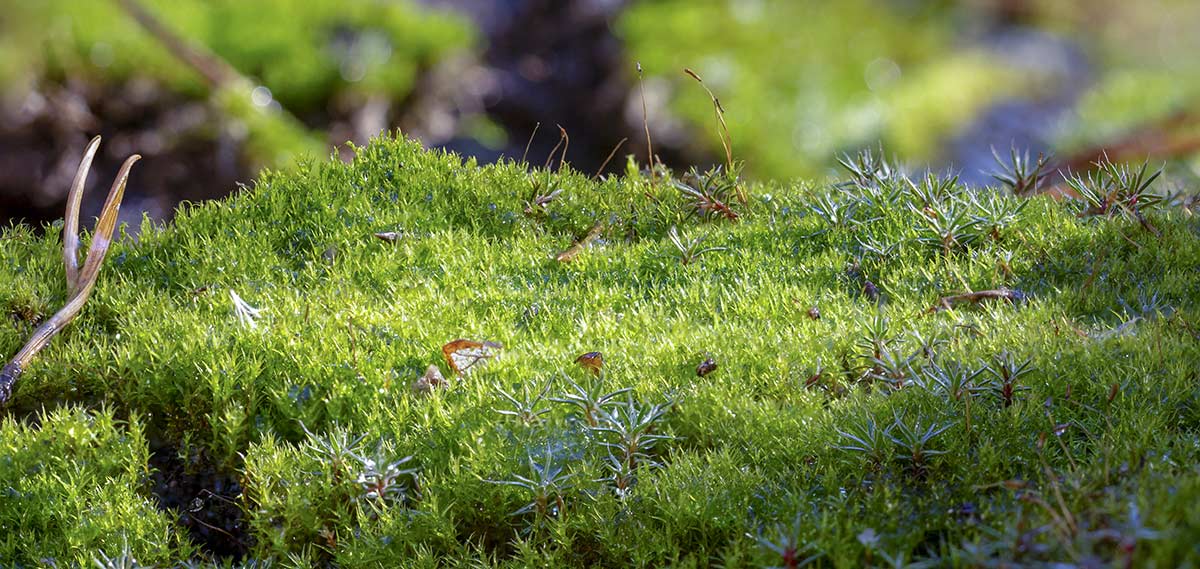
(2, 136, 1199, 566)
(619, 1, 1200, 181)
(0, 408, 195, 564)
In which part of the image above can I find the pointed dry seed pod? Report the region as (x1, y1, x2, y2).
(1, 136, 139, 407)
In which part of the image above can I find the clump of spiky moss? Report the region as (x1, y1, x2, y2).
(1, 136, 1198, 566)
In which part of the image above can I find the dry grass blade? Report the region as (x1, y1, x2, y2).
(556, 223, 604, 263)
(928, 288, 1026, 314)
(64, 135, 102, 294)
(683, 69, 733, 172)
(80, 154, 139, 293)
(1, 137, 139, 407)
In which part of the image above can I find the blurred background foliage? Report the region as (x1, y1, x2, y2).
(623, 0, 1200, 179)
(0, 0, 472, 110)
(1, 0, 1198, 225)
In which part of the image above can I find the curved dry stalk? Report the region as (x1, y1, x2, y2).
(1, 138, 139, 407)
(64, 136, 102, 294)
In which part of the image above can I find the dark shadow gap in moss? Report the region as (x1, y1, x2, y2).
(147, 439, 252, 560)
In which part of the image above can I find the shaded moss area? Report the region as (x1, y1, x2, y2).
(2, 137, 1199, 565)
(0, 408, 196, 564)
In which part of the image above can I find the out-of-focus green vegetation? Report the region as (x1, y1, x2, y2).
(1, 0, 473, 112)
(619, 0, 1018, 178)
(0, 0, 474, 168)
(619, 0, 1200, 179)
(1047, 0, 1200, 152)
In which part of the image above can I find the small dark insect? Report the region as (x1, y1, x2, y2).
(696, 356, 718, 377)
(807, 306, 821, 320)
(863, 281, 880, 302)
(575, 351, 604, 376)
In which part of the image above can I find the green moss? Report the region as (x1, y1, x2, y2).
(2, 136, 1199, 565)
(0, 407, 194, 565)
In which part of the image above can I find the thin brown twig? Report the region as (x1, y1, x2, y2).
(557, 125, 570, 171)
(544, 126, 567, 170)
(113, 0, 238, 88)
(555, 223, 604, 263)
(683, 68, 734, 172)
(927, 288, 1026, 314)
(684, 68, 744, 203)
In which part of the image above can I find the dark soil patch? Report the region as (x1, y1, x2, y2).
(147, 440, 251, 559)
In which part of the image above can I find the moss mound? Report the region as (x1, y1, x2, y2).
(2, 136, 1198, 566)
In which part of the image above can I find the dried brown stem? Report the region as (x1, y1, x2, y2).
(544, 125, 568, 170)
(1, 138, 138, 407)
(683, 68, 733, 172)
(556, 125, 570, 170)
(927, 288, 1026, 314)
(555, 223, 604, 263)
(637, 62, 655, 176)
(521, 122, 541, 165)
